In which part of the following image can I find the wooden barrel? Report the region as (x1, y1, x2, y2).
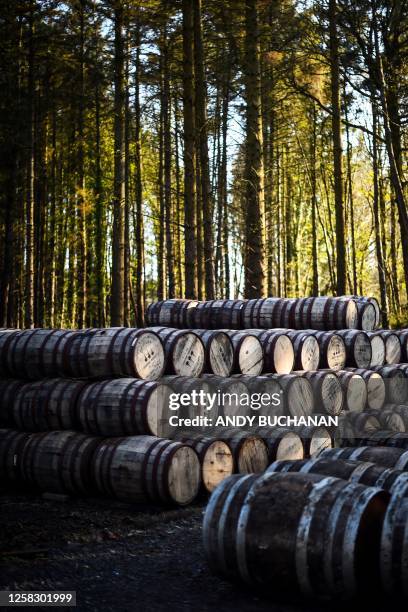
(348, 368, 386, 410)
(0, 428, 32, 482)
(267, 456, 408, 492)
(366, 333, 386, 367)
(293, 425, 333, 457)
(321, 446, 408, 470)
(348, 412, 381, 436)
(359, 431, 408, 451)
(395, 329, 408, 362)
(245, 329, 294, 374)
(299, 297, 358, 330)
(335, 370, 367, 413)
(295, 371, 344, 416)
(241, 298, 281, 329)
(0, 379, 25, 426)
(336, 412, 357, 447)
(369, 331, 401, 365)
(78, 378, 174, 438)
(254, 427, 304, 461)
(380, 476, 408, 597)
(192, 330, 234, 376)
(376, 407, 407, 433)
(230, 375, 284, 417)
(191, 299, 244, 329)
(2, 329, 76, 379)
(201, 375, 249, 419)
(285, 331, 320, 372)
(381, 405, 408, 431)
(169, 432, 233, 493)
(0, 329, 21, 377)
(203, 471, 388, 598)
(161, 375, 214, 420)
(223, 331, 264, 375)
(336, 330, 372, 368)
(145, 299, 199, 327)
(11, 378, 86, 432)
(92, 435, 201, 506)
(211, 428, 269, 473)
(339, 296, 380, 329)
(147, 327, 205, 377)
(307, 331, 346, 370)
(267, 374, 314, 417)
(370, 365, 408, 404)
(63, 327, 165, 380)
(20, 430, 100, 495)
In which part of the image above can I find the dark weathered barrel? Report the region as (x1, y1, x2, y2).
(245, 329, 294, 374)
(161, 374, 214, 421)
(230, 375, 284, 417)
(254, 426, 304, 461)
(307, 331, 346, 370)
(336, 330, 372, 368)
(147, 327, 205, 377)
(0, 428, 32, 482)
(192, 330, 234, 376)
(380, 476, 408, 597)
(396, 329, 408, 363)
(92, 435, 201, 506)
(191, 299, 245, 329)
(301, 297, 359, 330)
(11, 378, 86, 432)
(223, 331, 264, 375)
(339, 296, 380, 329)
(348, 412, 381, 436)
(285, 330, 320, 371)
(0, 329, 22, 377)
(267, 456, 408, 492)
(359, 431, 408, 450)
(203, 471, 388, 599)
(376, 406, 407, 433)
(370, 365, 408, 404)
(20, 430, 100, 495)
(201, 375, 249, 420)
(145, 299, 199, 327)
(321, 445, 408, 470)
(169, 432, 233, 493)
(64, 327, 165, 380)
(293, 425, 333, 457)
(295, 370, 344, 416)
(0, 379, 25, 426)
(266, 374, 314, 417)
(336, 412, 356, 446)
(241, 298, 281, 329)
(0, 329, 75, 379)
(381, 405, 408, 431)
(335, 370, 367, 413)
(348, 368, 386, 410)
(78, 378, 174, 438)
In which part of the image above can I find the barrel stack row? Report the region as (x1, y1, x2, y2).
(204, 441, 408, 600)
(146, 296, 381, 331)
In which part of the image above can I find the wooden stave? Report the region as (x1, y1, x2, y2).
(78, 378, 174, 438)
(20, 430, 100, 495)
(92, 435, 201, 506)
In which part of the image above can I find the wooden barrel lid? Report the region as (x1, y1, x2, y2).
(167, 445, 201, 505)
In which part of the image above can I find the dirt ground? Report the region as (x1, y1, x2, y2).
(0, 489, 387, 612)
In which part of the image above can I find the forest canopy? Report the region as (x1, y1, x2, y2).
(1, 0, 408, 329)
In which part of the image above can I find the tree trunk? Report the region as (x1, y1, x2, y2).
(310, 103, 319, 295)
(25, 0, 35, 328)
(328, 0, 346, 295)
(110, 0, 126, 325)
(243, 0, 265, 298)
(134, 27, 144, 326)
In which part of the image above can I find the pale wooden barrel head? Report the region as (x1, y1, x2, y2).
(167, 445, 201, 505)
(346, 374, 367, 413)
(361, 303, 377, 331)
(133, 331, 165, 380)
(308, 427, 333, 457)
(146, 383, 174, 438)
(238, 336, 263, 375)
(202, 440, 234, 492)
(370, 335, 386, 367)
(273, 335, 294, 374)
(321, 373, 344, 415)
(287, 378, 314, 417)
(172, 332, 205, 376)
(276, 432, 304, 460)
(354, 333, 372, 367)
(300, 335, 320, 371)
(385, 334, 402, 365)
(326, 335, 346, 370)
(345, 300, 359, 328)
(237, 437, 269, 473)
(209, 333, 234, 376)
(384, 412, 406, 433)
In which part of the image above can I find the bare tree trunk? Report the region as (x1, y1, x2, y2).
(243, 0, 265, 298)
(329, 0, 346, 295)
(134, 27, 144, 325)
(110, 0, 126, 325)
(310, 103, 319, 295)
(25, 0, 35, 328)
(76, 0, 86, 328)
(182, 0, 197, 298)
